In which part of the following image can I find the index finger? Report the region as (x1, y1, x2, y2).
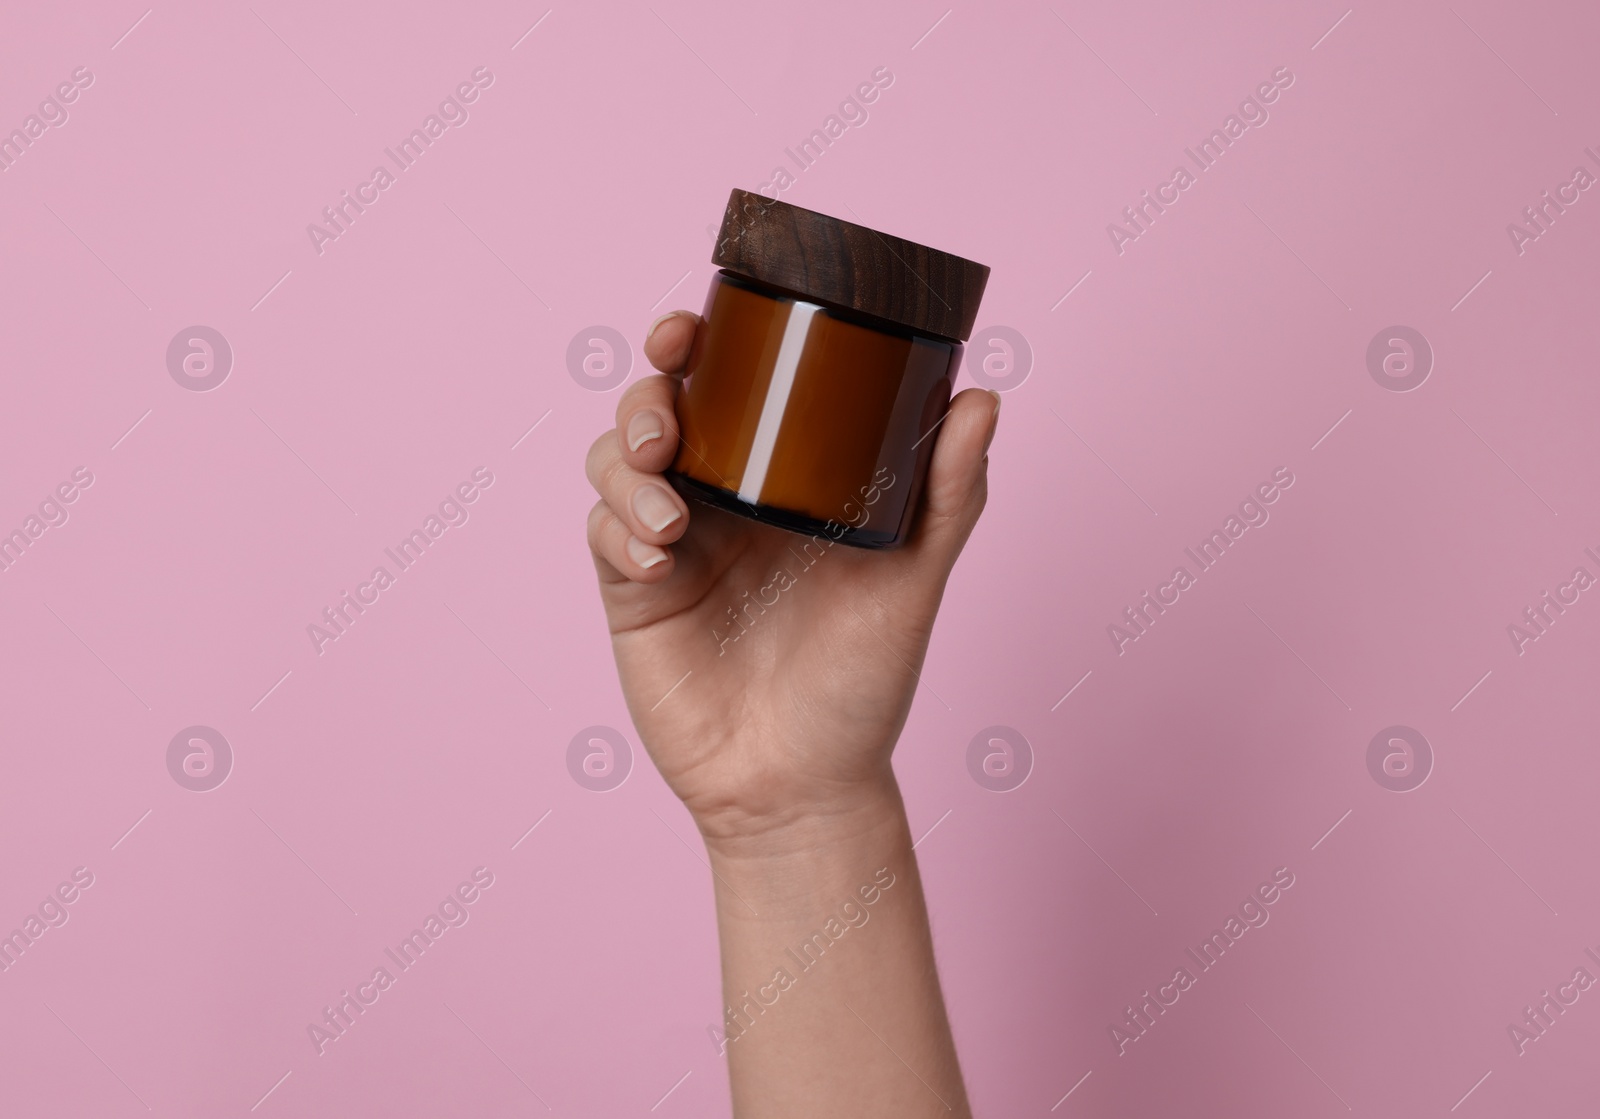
(643, 310, 699, 375)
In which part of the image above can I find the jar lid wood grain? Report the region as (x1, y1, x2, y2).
(711, 188, 991, 343)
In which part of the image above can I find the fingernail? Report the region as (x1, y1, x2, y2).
(647, 312, 675, 341)
(632, 483, 683, 533)
(626, 536, 669, 569)
(627, 410, 663, 452)
(648, 310, 699, 344)
(983, 390, 1002, 454)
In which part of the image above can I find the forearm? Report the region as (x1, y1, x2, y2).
(704, 779, 971, 1118)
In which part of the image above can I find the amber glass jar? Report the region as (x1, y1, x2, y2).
(668, 189, 990, 549)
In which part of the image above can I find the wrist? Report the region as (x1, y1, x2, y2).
(695, 771, 907, 864)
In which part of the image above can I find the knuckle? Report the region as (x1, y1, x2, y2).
(632, 373, 678, 410)
(586, 500, 618, 546)
(584, 430, 622, 488)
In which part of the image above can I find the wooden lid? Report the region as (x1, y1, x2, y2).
(711, 188, 990, 342)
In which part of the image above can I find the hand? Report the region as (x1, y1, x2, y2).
(585, 310, 1000, 847)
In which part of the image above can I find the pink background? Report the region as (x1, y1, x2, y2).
(2, 1, 1598, 1114)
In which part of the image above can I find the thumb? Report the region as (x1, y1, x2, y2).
(900, 387, 999, 573)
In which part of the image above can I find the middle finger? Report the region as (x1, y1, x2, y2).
(584, 429, 690, 546)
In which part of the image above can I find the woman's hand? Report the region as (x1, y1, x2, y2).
(585, 310, 999, 848)
(587, 308, 994, 1116)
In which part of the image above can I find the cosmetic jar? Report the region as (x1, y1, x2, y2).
(667, 188, 990, 549)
